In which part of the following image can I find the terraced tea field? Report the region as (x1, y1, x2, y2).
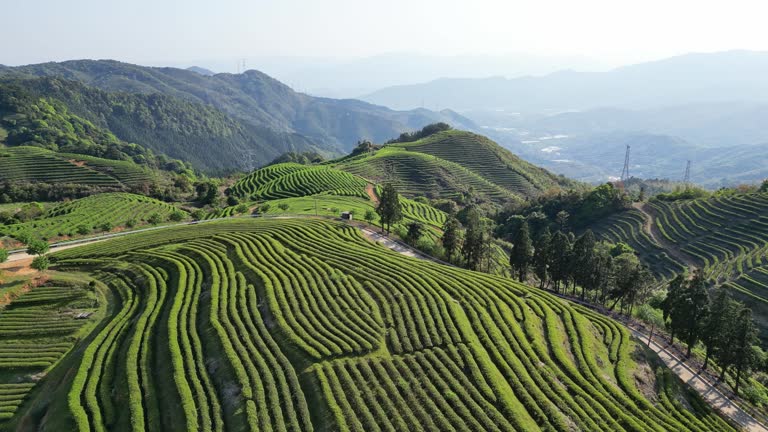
(0, 281, 98, 424)
(0, 193, 184, 241)
(0, 146, 153, 186)
(335, 147, 516, 202)
(230, 163, 369, 201)
(585, 208, 685, 280)
(391, 130, 571, 197)
(589, 192, 768, 341)
(2, 218, 733, 431)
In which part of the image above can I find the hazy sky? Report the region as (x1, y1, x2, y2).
(3, 0, 768, 66)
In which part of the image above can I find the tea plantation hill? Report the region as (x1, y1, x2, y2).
(332, 130, 579, 203)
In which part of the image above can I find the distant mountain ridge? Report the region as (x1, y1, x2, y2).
(0, 60, 478, 172)
(361, 51, 768, 112)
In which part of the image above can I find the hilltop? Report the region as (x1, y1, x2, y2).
(332, 129, 577, 203)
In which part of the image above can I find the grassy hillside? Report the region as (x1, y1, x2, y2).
(1, 218, 734, 430)
(0, 147, 124, 187)
(0, 277, 103, 423)
(584, 208, 685, 280)
(333, 147, 517, 202)
(230, 163, 370, 201)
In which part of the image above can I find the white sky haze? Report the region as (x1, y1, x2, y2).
(3, 0, 767, 67)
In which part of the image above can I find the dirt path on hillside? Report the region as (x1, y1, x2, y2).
(365, 183, 379, 205)
(633, 202, 698, 270)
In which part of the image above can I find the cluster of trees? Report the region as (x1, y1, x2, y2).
(0, 202, 45, 225)
(496, 182, 631, 237)
(439, 207, 497, 271)
(508, 224, 652, 314)
(372, 184, 497, 272)
(267, 151, 325, 166)
(385, 122, 452, 144)
(664, 274, 759, 394)
(0, 238, 50, 273)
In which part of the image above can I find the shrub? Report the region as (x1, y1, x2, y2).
(76, 224, 91, 235)
(31, 255, 50, 272)
(169, 210, 186, 222)
(26, 239, 49, 256)
(148, 212, 163, 225)
(100, 221, 114, 232)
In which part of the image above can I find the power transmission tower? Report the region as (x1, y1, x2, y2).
(620, 145, 631, 182)
(683, 160, 691, 185)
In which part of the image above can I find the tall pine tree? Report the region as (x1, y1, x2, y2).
(375, 183, 402, 234)
(509, 221, 533, 282)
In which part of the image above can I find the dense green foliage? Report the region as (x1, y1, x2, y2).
(0, 77, 329, 173)
(3, 218, 728, 431)
(0, 82, 190, 172)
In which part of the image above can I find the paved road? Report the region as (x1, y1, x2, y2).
(359, 227, 421, 259)
(629, 326, 768, 432)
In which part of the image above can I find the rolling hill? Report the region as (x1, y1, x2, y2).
(332, 130, 577, 203)
(0, 217, 735, 431)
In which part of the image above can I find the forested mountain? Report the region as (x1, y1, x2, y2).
(0, 60, 478, 170)
(0, 78, 322, 173)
